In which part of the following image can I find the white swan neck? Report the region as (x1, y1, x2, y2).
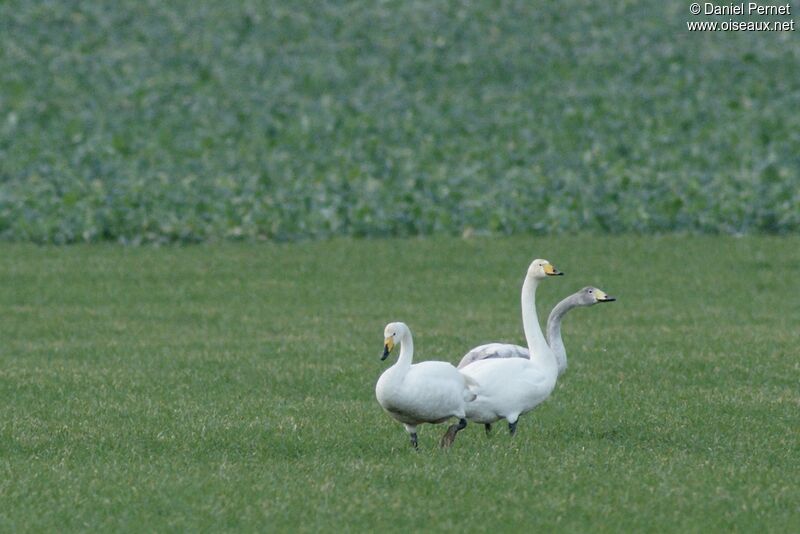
(521, 275, 554, 368)
(394, 332, 414, 370)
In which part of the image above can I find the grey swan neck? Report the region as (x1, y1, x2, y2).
(547, 293, 582, 376)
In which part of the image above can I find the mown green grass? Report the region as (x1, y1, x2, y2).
(2, 1, 799, 242)
(1, 236, 798, 531)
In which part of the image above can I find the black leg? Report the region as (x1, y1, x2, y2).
(508, 420, 517, 436)
(440, 418, 468, 448)
(410, 432, 418, 449)
(485, 423, 492, 436)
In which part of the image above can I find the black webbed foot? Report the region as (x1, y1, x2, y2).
(440, 418, 468, 448)
(508, 420, 518, 436)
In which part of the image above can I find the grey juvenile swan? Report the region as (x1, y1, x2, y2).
(457, 286, 616, 375)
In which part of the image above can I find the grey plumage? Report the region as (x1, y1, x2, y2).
(456, 286, 615, 374)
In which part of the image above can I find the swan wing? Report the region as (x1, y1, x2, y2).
(457, 343, 529, 369)
(462, 359, 554, 408)
(384, 362, 469, 422)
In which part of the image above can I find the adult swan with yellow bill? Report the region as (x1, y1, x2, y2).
(460, 259, 563, 436)
(375, 322, 479, 449)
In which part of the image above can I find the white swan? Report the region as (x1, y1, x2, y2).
(375, 322, 479, 448)
(460, 259, 562, 435)
(457, 286, 616, 376)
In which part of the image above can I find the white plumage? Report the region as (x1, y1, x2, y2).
(461, 259, 563, 435)
(375, 322, 478, 448)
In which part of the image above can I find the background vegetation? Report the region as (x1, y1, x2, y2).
(2, 1, 799, 243)
(1, 236, 798, 531)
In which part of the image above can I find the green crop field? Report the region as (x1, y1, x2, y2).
(1, 0, 799, 243)
(1, 236, 798, 531)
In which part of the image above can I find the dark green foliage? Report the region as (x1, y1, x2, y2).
(1, 2, 798, 243)
(0, 237, 799, 530)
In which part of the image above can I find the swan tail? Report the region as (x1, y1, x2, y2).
(461, 373, 480, 402)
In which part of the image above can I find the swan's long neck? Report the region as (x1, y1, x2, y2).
(521, 275, 556, 372)
(547, 294, 581, 376)
(394, 332, 414, 371)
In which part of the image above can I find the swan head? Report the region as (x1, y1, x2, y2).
(527, 258, 563, 279)
(382, 321, 410, 360)
(577, 286, 616, 305)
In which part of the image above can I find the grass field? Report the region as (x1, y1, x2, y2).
(1, 236, 798, 531)
(2, 1, 799, 242)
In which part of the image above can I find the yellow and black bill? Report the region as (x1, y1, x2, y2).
(543, 263, 564, 276)
(595, 289, 616, 302)
(381, 337, 395, 360)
